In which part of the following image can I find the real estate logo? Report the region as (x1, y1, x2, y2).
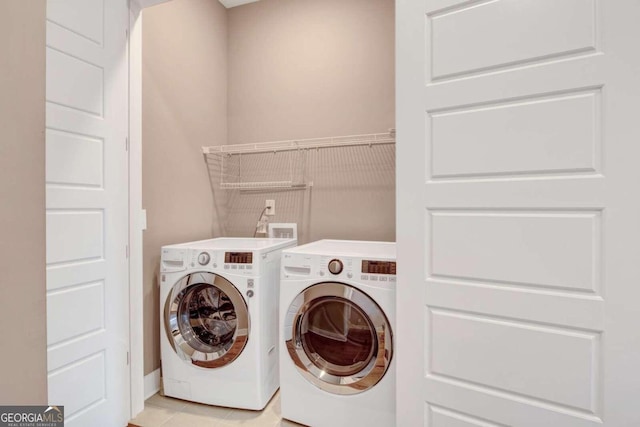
(0, 406, 64, 427)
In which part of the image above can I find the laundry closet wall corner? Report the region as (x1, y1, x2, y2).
(141, 0, 229, 376)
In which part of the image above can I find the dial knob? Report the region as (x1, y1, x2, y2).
(328, 259, 343, 275)
(197, 252, 210, 265)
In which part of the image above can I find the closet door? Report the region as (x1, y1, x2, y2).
(45, 0, 130, 425)
(396, 0, 640, 425)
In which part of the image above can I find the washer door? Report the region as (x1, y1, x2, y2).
(165, 272, 249, 368)
(284, 282, 393, 394)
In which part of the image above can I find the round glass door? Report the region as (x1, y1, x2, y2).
(284, 283, 393, 394)
(165, 272, 249, 368)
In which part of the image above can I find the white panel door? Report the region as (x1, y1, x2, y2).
(397, 0, 640, 426)
(46, 0, 130, 425)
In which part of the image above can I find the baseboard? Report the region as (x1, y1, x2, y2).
(143, 369, 161, 401)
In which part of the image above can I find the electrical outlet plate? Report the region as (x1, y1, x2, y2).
(265, 200, 275, 216)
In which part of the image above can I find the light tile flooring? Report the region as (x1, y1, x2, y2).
(130, 391, 304, 427)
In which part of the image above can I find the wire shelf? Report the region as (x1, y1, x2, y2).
(203, 131, 395, 155)
(219, 181, 307, 190)
(203, 130, 395, 190)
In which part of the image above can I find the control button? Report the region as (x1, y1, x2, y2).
(361, 275, 369, 280)
(224, 265, 229, 269)
(197, 252, 210, 266)
(347, 272, 353, 279)
(246, 290, 254, 298)
(239, 265, 245, 270)
(370, 276, 378, 281)
(319, 271, 325, 276)
(328, 259, 344, 275)
(389, 277, 396, 283)
(247, 265, 252, 270)
(380, 276, 388, 282)
(231, 265, 238, 270)
(213, 263, 217, 268)
(248, 279, 254, 288)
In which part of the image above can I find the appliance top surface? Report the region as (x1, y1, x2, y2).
(163, 237, 296, 251)
(284, 239, 396, 259)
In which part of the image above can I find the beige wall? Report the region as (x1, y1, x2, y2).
(225, 0, 395, 243)
(0, 0, 48, 404)
(143, 0, 394, 374)
(228, 0, 395, 144)
(142, 0, 228, 375)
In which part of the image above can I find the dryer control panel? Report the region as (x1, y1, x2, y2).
(282, 253, 396, 287)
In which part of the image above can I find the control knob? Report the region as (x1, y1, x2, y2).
(328, 259, 344, 275)
(197, 252, 211, 265)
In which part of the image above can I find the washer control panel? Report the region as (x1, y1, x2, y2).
(223, 251, 255, 272)
(180, 249, 258, 275)
(360, 259, 397, 284)
(361, 260, 396, 275)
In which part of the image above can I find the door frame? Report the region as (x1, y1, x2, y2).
(128, 0, 175, 418)
(128, 0, 144, 417)
(395, 0, 424, 425)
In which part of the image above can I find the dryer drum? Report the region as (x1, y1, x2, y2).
(300, 297, 377, 377)
(165, 272, 249, 368)
(285, 282, 393, 395)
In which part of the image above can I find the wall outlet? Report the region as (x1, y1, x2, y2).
(265, 199, 275, 216)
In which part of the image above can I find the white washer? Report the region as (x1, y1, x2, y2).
(160, 238, 297, 410)
(279, 240, 396, 427)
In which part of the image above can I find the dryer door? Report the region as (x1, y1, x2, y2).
(284, 282, 393, 394)
(165, 272, 249, 368)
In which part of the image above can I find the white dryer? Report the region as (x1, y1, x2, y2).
(279, 240, 396, 427)
(160, 238, 296, 410)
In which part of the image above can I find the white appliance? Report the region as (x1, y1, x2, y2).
(279, 240, 396, 427)
(160, 237, 297, 410)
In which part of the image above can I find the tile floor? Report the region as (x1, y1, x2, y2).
(130, 391, 304, 427)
